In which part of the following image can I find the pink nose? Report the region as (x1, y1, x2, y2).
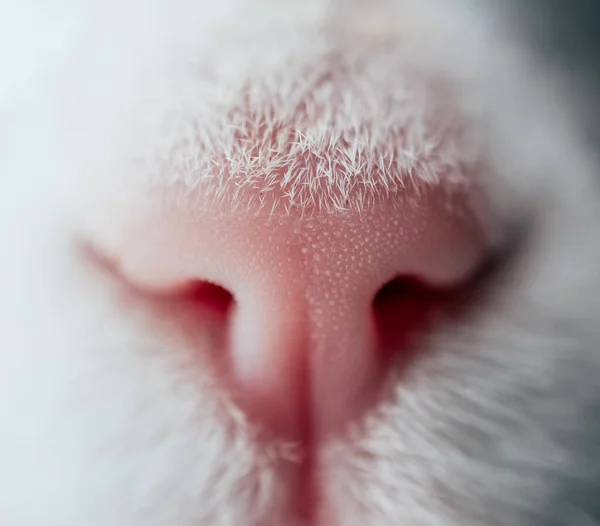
(108, 181, 486, 440)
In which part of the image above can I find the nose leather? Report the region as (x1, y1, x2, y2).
(108, 182, 486, 440)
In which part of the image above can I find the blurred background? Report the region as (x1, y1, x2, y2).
(520, 2, 600, 521)
(517, 0, 600, 147)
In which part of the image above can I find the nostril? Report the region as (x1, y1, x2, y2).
(373, 275, 455, 372)
(87, 240, 237, 320)
(171, 280, 236, 320)
(83, 241, 238, 343)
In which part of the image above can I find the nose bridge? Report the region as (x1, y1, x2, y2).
(227, 208, 387, 440)
(215, 206, 389, 308)
(301, 217, 381, 438)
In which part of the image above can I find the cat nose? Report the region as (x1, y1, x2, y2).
(109, 185, 487, 440)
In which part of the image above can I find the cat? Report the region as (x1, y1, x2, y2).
(1, 0, 599, 524)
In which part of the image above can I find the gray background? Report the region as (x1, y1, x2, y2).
(519, 1, 600, 146)
(511, 4, 600, 523)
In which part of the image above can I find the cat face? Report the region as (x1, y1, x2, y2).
(1, 1, 599, 525)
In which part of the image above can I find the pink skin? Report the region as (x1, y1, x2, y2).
(98, 183, 486, 440)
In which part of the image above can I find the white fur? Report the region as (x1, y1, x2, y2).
(1, 1, 600, 525)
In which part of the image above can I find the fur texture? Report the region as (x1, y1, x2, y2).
(1, 1, 600, 525)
